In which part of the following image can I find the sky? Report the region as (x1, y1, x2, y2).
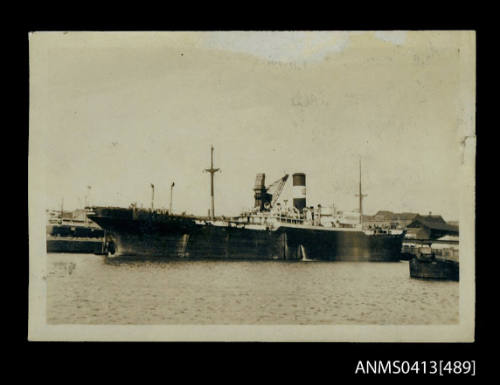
(30, 31, 475, 221)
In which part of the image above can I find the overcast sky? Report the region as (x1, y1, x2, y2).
(30, 31, 475, 221)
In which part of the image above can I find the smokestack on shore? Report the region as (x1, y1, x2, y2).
(292, 173, 306, 212)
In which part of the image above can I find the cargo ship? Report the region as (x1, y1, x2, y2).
(88, 147, 405, 261)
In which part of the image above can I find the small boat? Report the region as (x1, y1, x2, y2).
(409, 246, 459, 281)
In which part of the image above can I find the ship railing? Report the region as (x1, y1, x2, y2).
(241, 212, 304, 226)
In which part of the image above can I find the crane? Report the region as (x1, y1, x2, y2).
(267, 174, 289, 207)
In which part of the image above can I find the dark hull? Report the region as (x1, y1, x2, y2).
(46, 238, 104, 254)
(89, 208, 403, 261)
(409, 258, 459, 281)
(282, 227, 402, 261)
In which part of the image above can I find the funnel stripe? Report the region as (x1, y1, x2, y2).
(292, 173, 306, 211)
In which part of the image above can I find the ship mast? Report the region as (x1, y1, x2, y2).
(60, 197, 64, 224)
(169, 182, 175, 214)
(355, 158, 367, 225)
(84, 185, 91, 225)
(150, 183, 155, 211)
(204, 145, 220, 220)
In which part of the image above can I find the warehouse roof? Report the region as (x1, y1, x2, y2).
(407, 215, 459, 233)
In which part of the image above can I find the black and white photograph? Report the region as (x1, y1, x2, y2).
(28, 31, 475, 341)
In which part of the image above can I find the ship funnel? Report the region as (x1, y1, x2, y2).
(292, 173, 306, 211)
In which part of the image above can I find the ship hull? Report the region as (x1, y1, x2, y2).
(90, 214, 284, 260)
(409, 257, 459, 281)
(89, 208, 403, 261)
(282, 226, 403, 261)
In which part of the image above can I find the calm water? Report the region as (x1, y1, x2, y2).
(46, 253, 459, 325)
